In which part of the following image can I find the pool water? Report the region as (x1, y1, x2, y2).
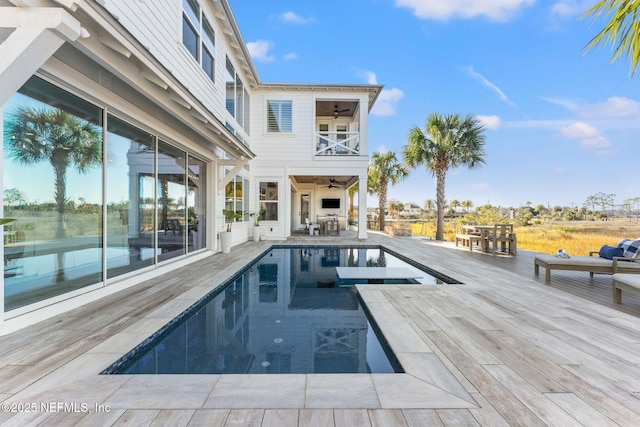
(104, 246, 455, 375)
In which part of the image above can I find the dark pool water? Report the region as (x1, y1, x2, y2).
(103, 246, 457, 375)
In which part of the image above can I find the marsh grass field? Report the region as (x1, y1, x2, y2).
(411, 220, 640, 256)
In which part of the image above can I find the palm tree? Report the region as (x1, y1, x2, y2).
(348, 182, 358, 223)
(403, 112, 486, 240)
(391, 200, 404, 218)
(5, 106, 102, 281)
(450, 199, 461, 214)
(367, 151, 409, 231)
(581, 1, 640, 76)
(423, 198, 435, 212)
(461, 199, 473, 213)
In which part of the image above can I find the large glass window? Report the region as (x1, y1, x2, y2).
(3, 76, 103, 310)
(202, 19, 215, 80)
(259, 182, 278, 221)
(267, 100, 292, 133)
(243, 88, 250, 135)
(225, 57, 249, 135)
(2, 77, 212, 312)
(225, 58, 235, 117)
(225, 173, 249, 222)
(158, 141, 187, 262)
(187, 155, 206, 252)
(106, 115, 156, 278)
(182, 0, 215, 81)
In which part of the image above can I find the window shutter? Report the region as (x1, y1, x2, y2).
(267, 100, 292, 133)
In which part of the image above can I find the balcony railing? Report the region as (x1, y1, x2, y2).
(314, 132, 360, 156)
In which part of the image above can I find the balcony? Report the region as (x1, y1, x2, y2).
(314, 131, 360, 156)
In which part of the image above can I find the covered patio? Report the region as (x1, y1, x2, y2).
(0, 233, 638, 426)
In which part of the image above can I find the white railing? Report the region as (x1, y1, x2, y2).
(314, 132, 360, 156)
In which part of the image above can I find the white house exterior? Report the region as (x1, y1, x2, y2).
(0, 0, 380, 332)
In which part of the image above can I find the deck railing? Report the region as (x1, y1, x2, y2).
(314, 132, 360, 156)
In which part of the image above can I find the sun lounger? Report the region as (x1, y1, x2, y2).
(534, 252, 640, 282)
(613, 273, 640, 303)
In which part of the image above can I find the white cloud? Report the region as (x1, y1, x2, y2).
(477, 115, 501, 130)
(246, 40, 275, 62)
(560, 122, 599, 139)
(559, 122, 613, 152)
(280, 11, 313, 24)
(541, 96, 580, 112)
(550, 0, 595, 18)
(580, 96, 640, 119)
(362, 70, 404, 116)
(283, 52, 298, 61)
(363, 71, 378, 85)
(464, 66, 516, 107)
(504, 119, 574, 130)
(371, 88, 405, 116)
(395, 0, 534, 21)
(542, 95, 640, 119)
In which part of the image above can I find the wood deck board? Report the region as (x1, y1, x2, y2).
(1, 234, 639, 426)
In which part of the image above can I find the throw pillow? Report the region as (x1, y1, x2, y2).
(598, 245, 624, 260)
(618, 239, 640, 258)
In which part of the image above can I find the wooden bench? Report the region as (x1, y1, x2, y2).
(613, 273, 640, 303)
(455, 234, 482, 252)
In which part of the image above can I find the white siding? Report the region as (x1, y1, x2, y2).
(101, 0, 252, 135)
(250, 90, 369, 168)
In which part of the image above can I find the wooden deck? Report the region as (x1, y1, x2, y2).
(0, 232, 639, 426)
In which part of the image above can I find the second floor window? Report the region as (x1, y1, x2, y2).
(182, 0, 215, 81)
(226, 57, 250, 135)
(267, 100, 292, 133)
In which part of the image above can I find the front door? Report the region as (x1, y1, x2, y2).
(300, 194, 310, 227)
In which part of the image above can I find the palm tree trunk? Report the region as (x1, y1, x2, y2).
(160, 180, 169, 231)
(435, 169, 446, 240)
(52, 158, 68, 282)
(378, 180, 387, 231)
(53, 162, 68, 239)
(378, 247, 387, 267)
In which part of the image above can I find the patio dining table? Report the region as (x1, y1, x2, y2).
(462, 225, 494, 252)
(462, 224, 517, 255)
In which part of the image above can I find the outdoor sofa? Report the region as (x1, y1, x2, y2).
(534, 238, 640, 282)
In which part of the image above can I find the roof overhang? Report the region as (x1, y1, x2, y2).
(37, 0, 256, 161)
(255, 83, 384, 112)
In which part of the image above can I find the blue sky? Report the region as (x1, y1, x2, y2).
(230, 0, 640, 210)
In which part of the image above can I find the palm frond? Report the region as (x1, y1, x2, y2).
(581, 0, 640, 76)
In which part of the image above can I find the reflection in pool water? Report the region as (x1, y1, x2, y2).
(106, 246, 453, 375)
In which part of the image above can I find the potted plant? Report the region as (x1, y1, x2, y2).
(221, 209, 241, 253)
(348, 218, 357, 232)
(248, 210, 262, 242)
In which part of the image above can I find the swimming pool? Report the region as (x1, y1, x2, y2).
(103, 246, 459, 375)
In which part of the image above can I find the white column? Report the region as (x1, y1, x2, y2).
(357, 175, 367, 239)
(358, 95, 368, 157)
(0, 7, 86, 106)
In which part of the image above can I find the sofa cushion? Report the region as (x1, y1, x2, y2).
(599, 245, 624, 260)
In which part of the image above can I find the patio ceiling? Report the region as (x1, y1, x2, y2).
(315, 100, 359, 119)
(292, 175, 357, 188)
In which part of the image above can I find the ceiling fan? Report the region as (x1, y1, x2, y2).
(333, 105, 350, 118)
(325, 177, 346, 189)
